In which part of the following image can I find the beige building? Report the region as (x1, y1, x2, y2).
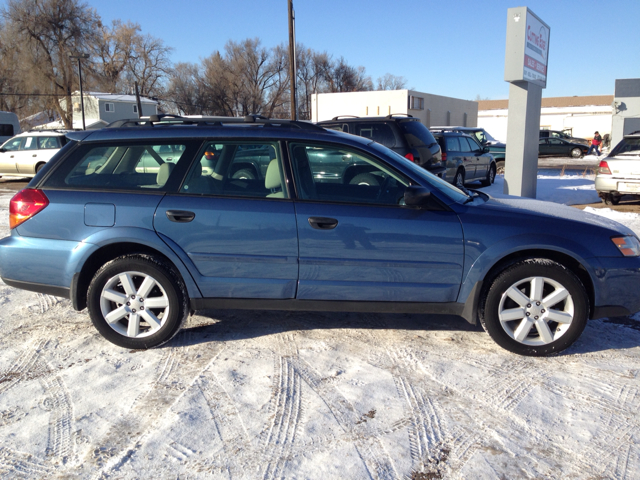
(311, 90, 478, 128)
(478, 95, 613, 143)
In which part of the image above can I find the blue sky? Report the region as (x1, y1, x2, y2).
(81, 0, 639, 100)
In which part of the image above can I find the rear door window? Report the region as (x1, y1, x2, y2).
(37, 136, 61, 149)
(180, 141, 287, 199)
(43, 141, 193, 191)
(445, 136, 461, 152)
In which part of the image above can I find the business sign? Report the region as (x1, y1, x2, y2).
(504, 7, 550, 88)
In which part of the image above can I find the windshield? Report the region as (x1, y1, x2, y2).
(611, 137, 640, 155)
(368, 142, 470, 203)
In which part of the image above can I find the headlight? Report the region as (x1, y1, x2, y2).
(611, 236, 640, 256)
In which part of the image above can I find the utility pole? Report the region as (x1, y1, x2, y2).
(134, 81, 143, 118)
(69, 53, 90, 130)
(288, 0, 297, 120)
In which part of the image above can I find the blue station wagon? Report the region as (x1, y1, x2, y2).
(1, 115, 640, 356)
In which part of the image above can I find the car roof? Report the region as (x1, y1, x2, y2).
(430, 126, 482, 131)
(15, 130, 68, 137)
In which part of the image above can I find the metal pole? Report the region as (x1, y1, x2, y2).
(78, 58, 86, 130)
(288, 0, 297, 120)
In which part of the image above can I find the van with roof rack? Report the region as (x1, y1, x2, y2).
(316, 114, 445, 178)
(2, 113, 640, 357)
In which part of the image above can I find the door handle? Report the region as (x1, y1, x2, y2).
(32, 154, 37, 157)
(308, 217, 338, 230)
(166, 210, 196, 223)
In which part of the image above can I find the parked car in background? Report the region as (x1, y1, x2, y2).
(2, 115, 640, 357)
(430, 129, 496, 187)
(0, 111, 21, 144)
(595, 132, 640, 205)
(540, 129, 589, 146)
(317, 115, 445, 177)
(432, 126, 506, 174)
(538, 137, 589, 158)
(0, 130, 69, 177)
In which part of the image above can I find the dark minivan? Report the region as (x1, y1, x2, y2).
(317, 115, 445, 176)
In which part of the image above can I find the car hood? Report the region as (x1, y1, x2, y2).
(477, 194, 634, 236)
(486, 141, 506, 149)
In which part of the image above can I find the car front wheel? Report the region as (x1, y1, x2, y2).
(480, 258, 588, 356)
(87, 254, 189, 349)
(480, 164, 496, 187)
(453, 169, 465, 188)
(571, 148, 583, 158)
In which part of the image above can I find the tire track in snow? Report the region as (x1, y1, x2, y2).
(260, 333, 303, 480)
(89, 330, 226, 476)
(41, 371, 75, 465)
(0, 340, 48, 395)
(0, 446, 54, 478)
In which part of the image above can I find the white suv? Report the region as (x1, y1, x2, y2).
(595, 132, 640, 205)
(0, 130, 69, 178)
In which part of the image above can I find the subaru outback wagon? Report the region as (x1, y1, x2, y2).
(1, 115, 640, 356)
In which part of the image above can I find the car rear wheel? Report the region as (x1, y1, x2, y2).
(232, 168, 256, 180)
(602, 193, 621, 205)
(480, 258, 588, 356)
(480, 164, 496, 187)
(571, 148, 583, 158)
(453, 169, 465, 188)
(87, 254, 188, 349)
(349, 173, 380, 186)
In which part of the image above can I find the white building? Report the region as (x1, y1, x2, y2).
(37, 92, 160, 130)
(311, 90, 478, 128)
(478, 95, 613, 143)
(612, 79, 640, 146)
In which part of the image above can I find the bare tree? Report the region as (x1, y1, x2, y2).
(125, 33, 172, 97)
(165, 62, 206, 115)
(2, 0, 101, 128)
(376, 73, 408, 91)
(92, 20, 139, 93)
(324, 57, 372, 93)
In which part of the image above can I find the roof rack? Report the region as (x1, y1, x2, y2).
(386, 114, 414, 119)
(330, 115, 359, 121)
(106, 114, 325, 131)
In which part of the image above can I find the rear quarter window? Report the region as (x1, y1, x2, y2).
(355, 123, 397, 148)
(43, 141, 195, 191)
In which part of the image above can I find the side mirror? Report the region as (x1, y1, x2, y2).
(483, 146, 490, 153)
(404, 185, 431, 206)
(0, 148, 5, 153)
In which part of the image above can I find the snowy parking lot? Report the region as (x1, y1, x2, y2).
(0, 169, 639, 479)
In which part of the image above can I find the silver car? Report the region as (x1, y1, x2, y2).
(595, 132, 640, 205)
(0, 131, 68, 177)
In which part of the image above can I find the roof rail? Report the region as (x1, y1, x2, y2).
(330, 115, 359, 121)
(386, 114, 413, 119)
(106, 114, 325, 131)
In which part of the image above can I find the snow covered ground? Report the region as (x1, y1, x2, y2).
(0, 171, 639, 480)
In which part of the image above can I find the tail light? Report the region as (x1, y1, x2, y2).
(10, 189, 49, 229)
(598, 160, 611, 175)
(404, 153, 415, 162)
(441, 152, 447, 162)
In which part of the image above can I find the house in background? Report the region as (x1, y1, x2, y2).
(478, 95, 613, 143)
(35, 92, 159, 130)
(311, 90, 478, 128)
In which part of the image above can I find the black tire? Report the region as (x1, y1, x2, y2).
(480, 164, 496, 187)
(349, 173, 379, 186)
(35, 163, 46, 174)
(495, 161, 505, 175)
(602, 194, 621, 205)
(87, 254, 189, 349)
(571, 148, 583, 158)
(232, 168, 256, 180)
(453, 169, 465, 188)
(479, 258, 588, 356)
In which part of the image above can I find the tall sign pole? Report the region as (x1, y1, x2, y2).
(288, 0, 298, 120)
(503, 7, 550, 198)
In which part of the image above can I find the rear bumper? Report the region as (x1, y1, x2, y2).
(595, 176, 640, 195)
(0, 234, 93, 293)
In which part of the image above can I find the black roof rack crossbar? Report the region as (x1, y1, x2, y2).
(386, 113, 414, 119)
(106, 114, 325, 131)
(331, 115, 359, 121)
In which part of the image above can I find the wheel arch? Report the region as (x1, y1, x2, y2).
(72, 241, 197, 312)
(460, 248, 596, 325)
